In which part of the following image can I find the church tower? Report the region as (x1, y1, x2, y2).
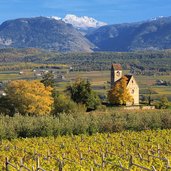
(111, 64, 122, 87)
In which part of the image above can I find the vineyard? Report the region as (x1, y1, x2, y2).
(0, 130, 171, 171)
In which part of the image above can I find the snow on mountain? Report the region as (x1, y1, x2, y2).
(50, 16, 61, 20)
(63, 14, 107, 29)
(50, 14, 107, 29)
(150, 16, 164, 21)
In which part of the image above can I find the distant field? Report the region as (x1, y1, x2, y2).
(0, 69, 171, 101)
(0, 70, 35, 81)
(67, 70, 171, 101)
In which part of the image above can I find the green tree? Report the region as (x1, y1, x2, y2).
(5, 80, 54, 116)
(0, 96, 15, 116)
(41, 71, 55, 87)
(53, 93, 85, 115)
(108, 76, 133, 105)
(158, 96, 170, 109)
(67, 79, 101, 111)
(147, 88, 153, 105)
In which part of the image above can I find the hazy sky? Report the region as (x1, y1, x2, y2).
(0, 0, 171, 24)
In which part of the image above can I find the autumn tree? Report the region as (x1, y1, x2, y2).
(108, 76, 133, 105)
(5, 80, 54, 116)
(67, 79, 101, 111)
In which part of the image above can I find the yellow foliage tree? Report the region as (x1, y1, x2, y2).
(5, 80, 54, 116)
(108, 76, 133, 105)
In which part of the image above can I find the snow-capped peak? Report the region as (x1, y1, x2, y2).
(151, 16, 164, 21)
(50, 14, 107, 29)
(50, 16, 61, 20)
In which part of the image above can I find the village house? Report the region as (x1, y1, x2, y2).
(111, 64, 139, 105)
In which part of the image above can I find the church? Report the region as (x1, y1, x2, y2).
(111, 64, 139, 105)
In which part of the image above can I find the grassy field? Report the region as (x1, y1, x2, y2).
(0, 70, 35, 81)
(67, 70, 171, 101)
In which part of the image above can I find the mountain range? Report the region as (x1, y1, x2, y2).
(0, 17, 94, 52)
(1, 15, 171, 52)
(87, 16, 171, 51)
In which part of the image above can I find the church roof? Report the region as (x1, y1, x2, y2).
(124, 75, 133, 84)
(114, 75, 133, 85)
(111, 64, 122, 70)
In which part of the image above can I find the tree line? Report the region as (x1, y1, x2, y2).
(0, 48, 170, 74)
(0, 72, 102, 116)
(0, 72, 137, 116)
(0, 72, 169, 116)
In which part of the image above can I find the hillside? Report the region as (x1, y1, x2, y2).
(86, 16, 171, 51)
(0, 48, 170, 73)
(0, 17, 94, 52)
(1, 16, 171, 52)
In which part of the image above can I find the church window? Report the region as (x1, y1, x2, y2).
(116, 71, 120, 76)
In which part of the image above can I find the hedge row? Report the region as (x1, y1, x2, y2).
(0, 109, 171, 140)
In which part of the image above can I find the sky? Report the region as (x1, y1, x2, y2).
(0, 0, 171, 24)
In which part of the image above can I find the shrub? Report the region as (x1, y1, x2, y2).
(52, 93, 85, 116)
(67, 79, 101, 111)
(0, 109, 170, 140)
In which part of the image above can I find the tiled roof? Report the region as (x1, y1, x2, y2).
(124, 75, 133, 84)
(114, 75, 133, 85)
(111, 64, 122, 70)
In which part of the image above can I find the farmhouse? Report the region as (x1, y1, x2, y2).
(111, 64, 139, 105)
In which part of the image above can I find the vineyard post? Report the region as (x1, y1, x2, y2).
(20, 158, 31, 171)
(5, 157, 18, 171)
(20, 158, 23, 171)
(47, 150, 50, 161)
(165, 157, 171, 169)
(58, 160, 63, 171)
(107, 133, 110, 138)
(157, 144, 161, 155)
(36, 156, 40, 171)
(81, 135, 84, 142)
(88, 145, 91, 152)
(152, 166, 157, 171)
(62, 153, 65, 160)
(129, 155, 153, 171)
(5, 157, 9, 171)
(35, 157, 46, 171)
(101, 153, 105, 168)
(80, 152, 83, 165)
(129, 155, 133, 168)
(105, 148, 108, 158)
(121, 140, 125, 146)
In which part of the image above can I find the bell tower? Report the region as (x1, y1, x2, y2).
(111, 64, 122, 87)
